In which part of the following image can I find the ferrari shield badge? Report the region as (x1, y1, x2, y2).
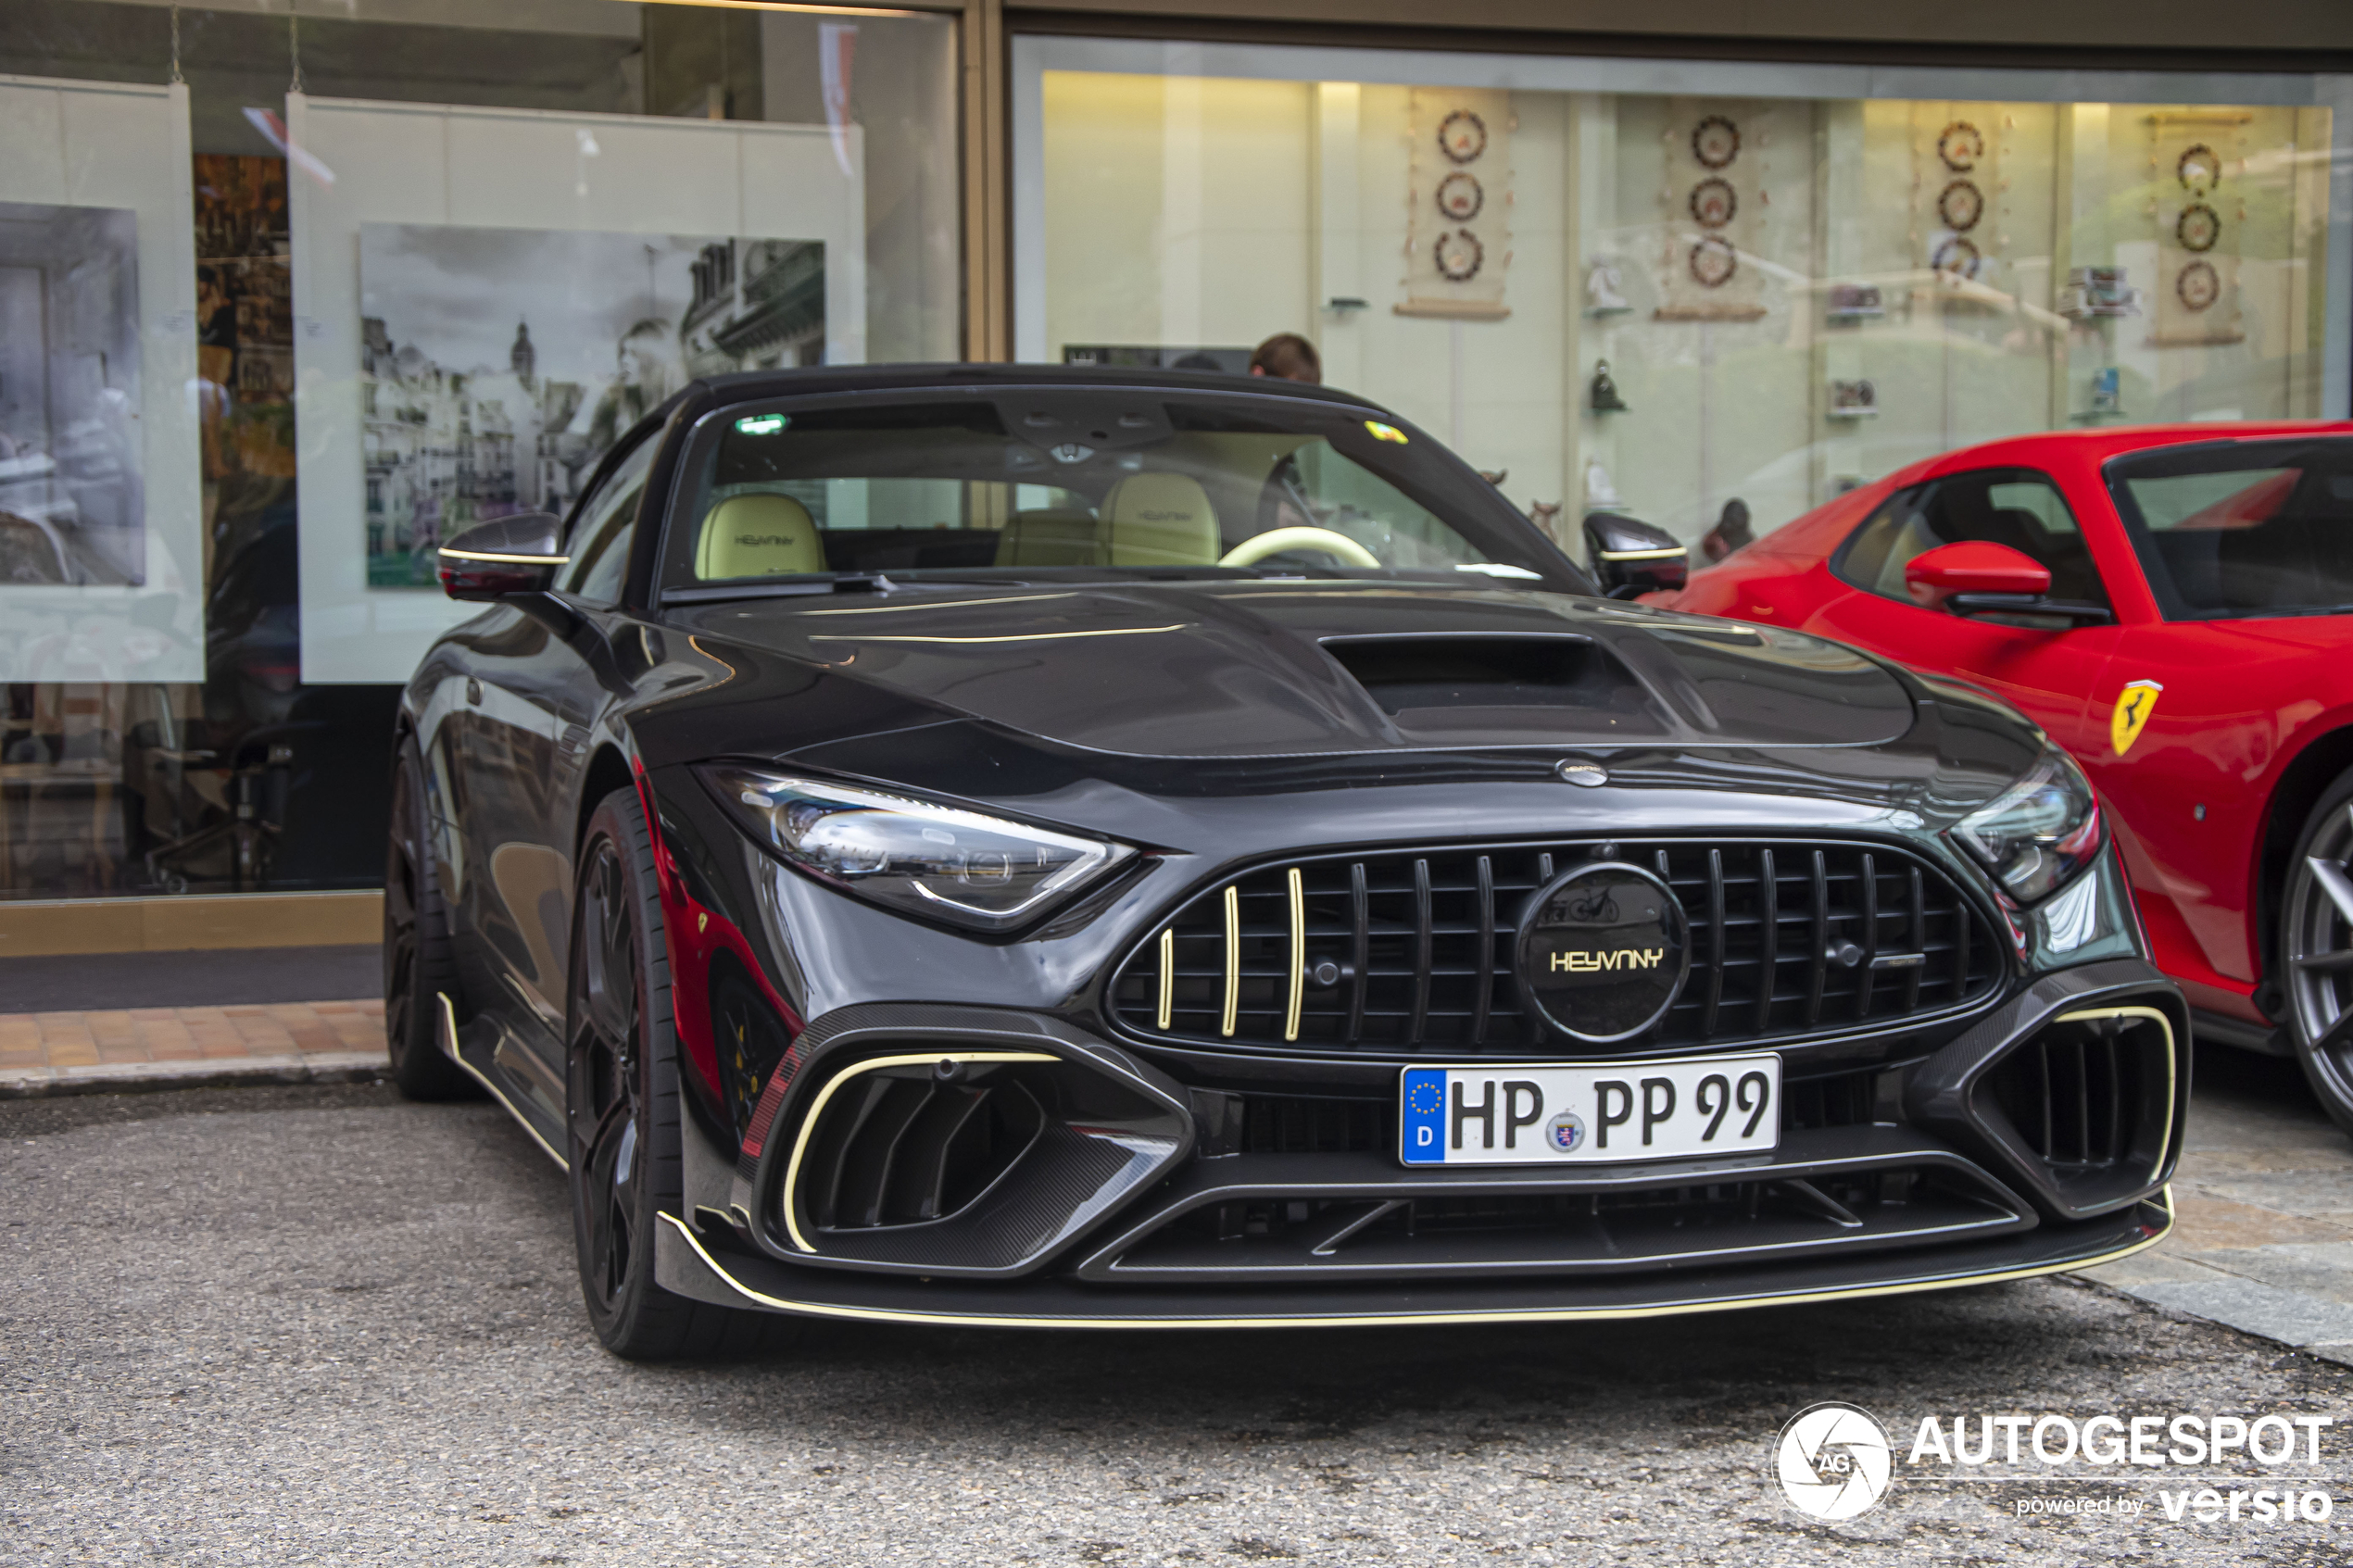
(2110, 680, 2164, 756)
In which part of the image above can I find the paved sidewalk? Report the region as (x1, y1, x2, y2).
(0, 1000, 387, 1097)
(2081, 1047, 2353, 1362)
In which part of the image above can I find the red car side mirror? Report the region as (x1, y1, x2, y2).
(1904, 541, 2051, 610)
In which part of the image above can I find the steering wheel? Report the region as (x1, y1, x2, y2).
(1219, 526, 1382, 570)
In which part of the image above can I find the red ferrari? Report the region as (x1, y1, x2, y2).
(1645, 423, 2353, 1126)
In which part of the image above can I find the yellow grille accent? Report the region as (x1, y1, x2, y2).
(1284, 867, 1305, 1042)
(1156, 928, 1175, 1031)
(1220, 884, 1240, 1037)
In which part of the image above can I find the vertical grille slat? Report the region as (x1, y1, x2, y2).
(1804, 849, 1830, 1028)
(1409, 859, 1432, 1046)
(1470, 856, 1495, 1046)
(1904, 866, 1926, 1012)
(2118, 1034, 2136, 1160)
(1703, 848, 1726, 1038)
(1112, 837, 2003, 1056)
(1951, 878, 1971, 999)
(1856, 852, 1879, 1020)
(1754, 848, 1780, 1035)
(2080, 1043, 2098, 1165)
(1346, 862, 1369, 1041)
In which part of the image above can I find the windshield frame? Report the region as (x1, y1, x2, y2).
(2105, 435, 2353, 622)
(648, 382, 1594, 604)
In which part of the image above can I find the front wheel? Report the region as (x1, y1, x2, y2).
(567, 786, 797, 1360)
(2284, 768, 2353, 1134)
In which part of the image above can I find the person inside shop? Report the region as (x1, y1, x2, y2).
(1249, 332, 1322, 384)
(1700, 496, 1754, 563)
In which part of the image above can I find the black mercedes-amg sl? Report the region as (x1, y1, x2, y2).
(386, 365, 2186, 1357)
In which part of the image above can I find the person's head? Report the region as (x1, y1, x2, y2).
(1249, 332, 1322, 384)
(1717, 496, 1753, 547)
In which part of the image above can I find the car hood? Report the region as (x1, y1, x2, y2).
(665, 580, 1916, 759)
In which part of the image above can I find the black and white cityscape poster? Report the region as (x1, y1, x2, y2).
(357, 222, 825, 587)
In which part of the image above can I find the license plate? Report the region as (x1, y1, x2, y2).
(1399, 1055, 1781, 1166)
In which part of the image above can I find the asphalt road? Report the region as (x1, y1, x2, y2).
(6, 1083, 2353, 1566)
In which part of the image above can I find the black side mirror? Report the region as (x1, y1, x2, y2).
(437, 512, 567, 602)
(1582, 512, 1689, 599)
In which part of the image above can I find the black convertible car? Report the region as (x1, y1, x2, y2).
(388, 365, 2186, 1357)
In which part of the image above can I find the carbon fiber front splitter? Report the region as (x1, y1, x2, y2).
(653, 1188, 2171, 1329)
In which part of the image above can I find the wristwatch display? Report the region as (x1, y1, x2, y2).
(1689, 177, 1737, 229)
(2176, 258, 2221, 312)
(1692, 115, 1740, 170)
(1938, 179, 1984, 232)
(1938, 120, 1983, 172)
(1689, 235, 1737, 288)
(2176, 203, 2221, 253)
(1931, 235, 1982, 280)
(1438, 110, 1488, 166)
(2178, 143, 2221, 194)
(1436, 170, 1484, 221)
(1434, 227, 1485, 282)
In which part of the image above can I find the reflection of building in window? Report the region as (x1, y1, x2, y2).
(682, 238, 825, 377)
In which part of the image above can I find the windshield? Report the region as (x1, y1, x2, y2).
(2108, 436, 2353, 620)
(658, 389, 1579, 593)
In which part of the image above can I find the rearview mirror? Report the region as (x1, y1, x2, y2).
(437, 512, 567, 602)
(1904, 541, 2112, 626)
(1582, 512, 1689, 599)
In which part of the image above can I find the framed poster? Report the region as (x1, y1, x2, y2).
(0, 75, 202, 682)
(356, 223, 825, 587)
(288, 94, 865, 684)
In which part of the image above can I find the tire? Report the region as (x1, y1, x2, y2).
(567, 786, 798, 1360)
(384, 735, 476, 1101)
(2284, 767, 2353, 1135)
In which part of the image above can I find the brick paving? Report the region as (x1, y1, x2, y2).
(0, 1000, 384, 1073)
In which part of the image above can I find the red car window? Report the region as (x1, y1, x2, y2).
(2107, 434, 2353, 620)
(1831, 468, 2108, 608)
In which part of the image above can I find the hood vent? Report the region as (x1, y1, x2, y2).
(1323, 636, 1660, 725)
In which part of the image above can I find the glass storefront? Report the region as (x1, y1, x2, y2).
(3, 10, 2349, 909)
(1016, 41, 2352, 560)
(0, 0, 960, 899)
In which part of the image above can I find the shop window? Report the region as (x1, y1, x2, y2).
(1025, 46, 2343, 568)
(0, 0, 963, 901)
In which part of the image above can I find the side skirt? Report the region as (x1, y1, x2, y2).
(438, 992, 570, 1171)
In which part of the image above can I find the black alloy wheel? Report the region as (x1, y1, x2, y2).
(567, 787, 795, 1360)
(2285, 768, 2353, 1135)
(384, 737, 473, 1100)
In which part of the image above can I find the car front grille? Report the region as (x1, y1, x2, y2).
(1108, 838, 2003, 1057)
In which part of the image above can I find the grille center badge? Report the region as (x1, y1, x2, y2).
(1516, 860, 1690, 1044)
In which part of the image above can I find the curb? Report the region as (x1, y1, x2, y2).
(0, 1051, 390, 1100)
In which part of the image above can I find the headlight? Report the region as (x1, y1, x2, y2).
(1949, 746, 2102, 905)
(704, 768, 1134, 933)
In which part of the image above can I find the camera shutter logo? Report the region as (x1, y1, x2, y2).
(1775, 1402, 1893, 1522)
